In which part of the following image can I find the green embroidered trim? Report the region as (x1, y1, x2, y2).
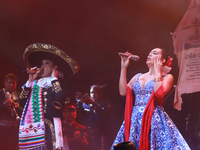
(31, 84, 42, 123)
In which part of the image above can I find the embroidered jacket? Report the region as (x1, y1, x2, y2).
(19, 79, 67, 150)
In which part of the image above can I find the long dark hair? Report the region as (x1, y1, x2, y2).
(160, 48, 169, 66)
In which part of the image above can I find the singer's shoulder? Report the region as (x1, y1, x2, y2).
(162, 73, 173, 80)
(133, 73, 143, 78)
(128, 73, 141, 87)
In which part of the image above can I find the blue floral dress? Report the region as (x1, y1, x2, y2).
(111, 73, 190, 150)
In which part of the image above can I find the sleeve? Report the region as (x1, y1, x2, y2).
(19, 85, 32, 107)
(51, 79, 66, 101)
(49, 79, 67, 116)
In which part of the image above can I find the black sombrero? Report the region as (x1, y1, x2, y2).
(23, 43, 80, 78)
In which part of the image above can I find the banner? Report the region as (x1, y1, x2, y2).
(172, 0, 200, 111)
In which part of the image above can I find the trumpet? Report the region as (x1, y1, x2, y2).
(5, 92, 21, 121)
(11, 103, 21, 120)
(75, 92, 94, 104)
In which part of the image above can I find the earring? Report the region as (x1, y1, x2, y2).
(59, 72, 64, 80)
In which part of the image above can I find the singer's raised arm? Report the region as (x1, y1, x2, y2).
(119, 52, 135, 96)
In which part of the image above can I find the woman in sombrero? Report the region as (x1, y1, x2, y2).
(19, 43, 79, 150)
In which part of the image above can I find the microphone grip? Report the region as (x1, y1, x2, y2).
(118, 52, 140, 61)
(27, 68, 42, 74)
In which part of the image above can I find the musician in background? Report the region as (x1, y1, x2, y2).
(76, 84, 111, 150)
(62, 102, 89, 150)
(0, 73, 21, 150)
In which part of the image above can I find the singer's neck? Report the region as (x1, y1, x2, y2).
(147, 65, 161, 76)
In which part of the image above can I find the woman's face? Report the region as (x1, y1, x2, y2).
(146, 48, 162, 65)
(40, 59, 56, 77)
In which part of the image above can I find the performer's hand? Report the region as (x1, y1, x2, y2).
(82, 93, 94, 104)
(154, 55, 163, 76)
(4, 98, 15, 107)
(120, 51, 132, 69)
(14, 103, 19, 108)
(28, 67, 41, 82)
(74, 131, 88, 145)
(74, 131, 82, 139)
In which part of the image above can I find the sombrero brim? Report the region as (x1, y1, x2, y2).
(23, 43, 80, 78)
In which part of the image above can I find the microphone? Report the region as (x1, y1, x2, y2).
(26, 68, 42, 74)
(114, 52, 140, 61)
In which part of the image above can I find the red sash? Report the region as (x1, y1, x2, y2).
(124, 86, 133, 142)
(124, 85, 166, 150)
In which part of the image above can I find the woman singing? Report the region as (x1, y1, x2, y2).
(111, 48, 190, 150)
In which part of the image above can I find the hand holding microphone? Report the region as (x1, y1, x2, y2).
(114, 51, 139, 69)
(114, 52, 140, 61)
(118, 52, 140, 61)
(27, 68, 42, 74)
(27, 67, 42, 82)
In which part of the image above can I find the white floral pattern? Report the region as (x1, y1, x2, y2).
(111, 73, 190, 150)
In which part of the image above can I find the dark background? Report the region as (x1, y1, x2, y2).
(0, 0, 199, 149)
